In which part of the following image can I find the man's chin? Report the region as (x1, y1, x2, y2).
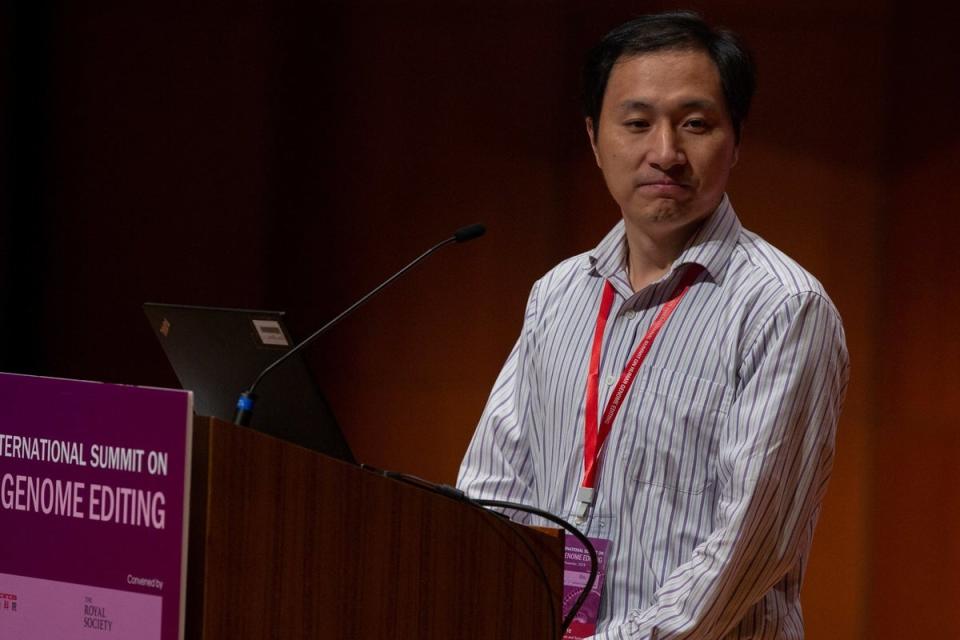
(636, 201, 688, 224)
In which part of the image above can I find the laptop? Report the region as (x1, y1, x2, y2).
(143, 303, 355, 463)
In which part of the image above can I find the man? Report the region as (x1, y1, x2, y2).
(458, 11, 849, 640)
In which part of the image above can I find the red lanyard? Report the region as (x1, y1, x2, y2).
(574, 264, 704, 520)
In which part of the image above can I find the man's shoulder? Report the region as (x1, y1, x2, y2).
(532, 219, 625, 296)
(730, 228, 834, 306)
(519, 250, 600, 324)
(529, 250, 599, 303)
(728, 227, 849, 374)
(538, 250, 593, 287)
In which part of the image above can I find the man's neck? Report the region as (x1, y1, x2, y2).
(624, 218, 704, 292)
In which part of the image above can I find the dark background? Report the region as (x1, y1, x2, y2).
(3, 1, 959, 637)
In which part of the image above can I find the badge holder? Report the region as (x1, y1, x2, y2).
(561, 512, 615, 640)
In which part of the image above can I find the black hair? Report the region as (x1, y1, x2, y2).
(582, 11, 756, 143)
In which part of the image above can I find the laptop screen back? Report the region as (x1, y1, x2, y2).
(143, 303, 354, 463)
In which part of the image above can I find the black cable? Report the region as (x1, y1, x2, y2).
(472, 498, 598, 634)
(366, 468, 558, 638)
(473, 502, 558, 639)
(366, 467, 598, 636)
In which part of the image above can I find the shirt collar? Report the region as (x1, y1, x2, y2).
(587, 194, 741, 286)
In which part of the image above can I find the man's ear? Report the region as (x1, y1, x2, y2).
(731, 124, 744, 167)
(585, 117, 602, 168)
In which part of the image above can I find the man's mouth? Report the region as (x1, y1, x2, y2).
(636, 180, 692, 196)
(637, 178, 689, 187)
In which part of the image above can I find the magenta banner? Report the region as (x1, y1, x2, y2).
(0, 373, 192, 640)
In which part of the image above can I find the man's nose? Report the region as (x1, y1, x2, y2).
(648, 126, 685, 170)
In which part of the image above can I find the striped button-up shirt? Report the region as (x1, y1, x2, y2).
(457, 196, 849, 639)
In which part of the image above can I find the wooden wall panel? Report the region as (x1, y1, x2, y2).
(870, 7, 960, 636)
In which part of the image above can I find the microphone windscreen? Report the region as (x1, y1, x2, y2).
(453, 223, 486, 243)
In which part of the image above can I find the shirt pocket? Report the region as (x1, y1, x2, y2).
(626, 365, 730, 494)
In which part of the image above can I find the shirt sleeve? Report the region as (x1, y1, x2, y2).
(592, 291, 850, 640)
(456, 281, 542, 521)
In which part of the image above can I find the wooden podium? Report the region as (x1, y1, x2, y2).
(185, 417, 563, 639)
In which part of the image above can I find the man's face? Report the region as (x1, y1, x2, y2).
(587, 49, 738, 236)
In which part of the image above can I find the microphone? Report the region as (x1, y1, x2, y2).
(453, 223, 485, 243)
(233, 223, 487, 426)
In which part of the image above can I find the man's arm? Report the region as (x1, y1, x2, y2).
(457, 281, 542, 518)
(595, 291, 849, 639)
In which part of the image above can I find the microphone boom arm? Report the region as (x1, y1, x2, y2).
(233, 224, 485, 426)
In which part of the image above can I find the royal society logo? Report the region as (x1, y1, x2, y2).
(82, 596, 114, 632)
(0, 592, 17, 612)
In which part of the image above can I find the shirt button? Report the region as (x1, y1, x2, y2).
(606, 374, 616, 386)
(624, 310, 636, 319)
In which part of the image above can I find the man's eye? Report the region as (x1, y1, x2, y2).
(625, 120, 649, 130)
(685, 119, 709, 131)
